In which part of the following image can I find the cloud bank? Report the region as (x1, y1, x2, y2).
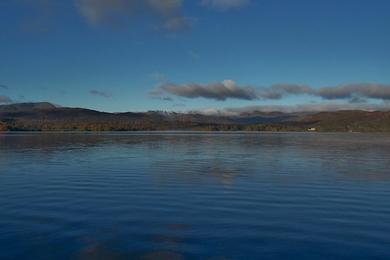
(317, 83, 390, 100)
(195, 102, 390, 116)
(157, 80, 257, 101)
(152, 80, 390, 102)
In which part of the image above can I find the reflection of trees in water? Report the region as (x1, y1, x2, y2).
(1, 133, 389, 182)
(2, 133, 390, 259)
(0, 132, 295, 150)
(147, 134, 390, 184)
(0, 133, 152, 150)
(0, 133, 175, 165)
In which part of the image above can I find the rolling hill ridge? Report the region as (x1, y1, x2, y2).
(1, 102, 390, 132)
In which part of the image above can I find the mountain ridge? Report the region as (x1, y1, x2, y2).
(1, 102, 390, 132)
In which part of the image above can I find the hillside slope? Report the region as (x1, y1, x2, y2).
(1, 103, 390, 132)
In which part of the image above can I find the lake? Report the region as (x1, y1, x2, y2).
(0, 132, 390, 259)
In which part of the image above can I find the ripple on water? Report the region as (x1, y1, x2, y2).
(0, 133, 390, 259)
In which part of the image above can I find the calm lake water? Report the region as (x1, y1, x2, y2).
(0, 132, 390, 260)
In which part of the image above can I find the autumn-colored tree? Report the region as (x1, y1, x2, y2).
(0, 121, 7, 131)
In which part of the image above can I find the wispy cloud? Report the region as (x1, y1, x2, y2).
(74, 0, 191, 31)
(0, 85, 9, 90)
(13, 0, 55, 32)
(89, 90, 112, 98)
(0, 96, 13, 104)
(162, 16, 191, 31)
(148, 88, 174, 102)
(151, 81, 390, 102)
(189, 50, 200, 59)
(201, 0, 251, 10)
(15, 0, 253, 33)
(150, 72, 168, 83)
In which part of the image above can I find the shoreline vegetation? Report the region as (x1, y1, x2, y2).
(1, 102, 390, 132)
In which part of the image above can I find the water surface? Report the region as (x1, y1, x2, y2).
(1, 132, 390, 259)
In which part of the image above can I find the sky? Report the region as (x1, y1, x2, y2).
(0, 0, 390, 113)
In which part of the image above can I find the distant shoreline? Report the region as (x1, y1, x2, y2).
(0, 130, 381, 134)
(2, 102, 390, 133)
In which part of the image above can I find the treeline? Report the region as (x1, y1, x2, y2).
(192, 123, 307, 132)
(2, 119, 390, 132)
(1, 119, 204, 131)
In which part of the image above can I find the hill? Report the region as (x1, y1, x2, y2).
(300, 110, 390, 132)
(1, 102, 390, 132)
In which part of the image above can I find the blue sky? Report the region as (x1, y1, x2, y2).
(0, 0, 389, 112)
